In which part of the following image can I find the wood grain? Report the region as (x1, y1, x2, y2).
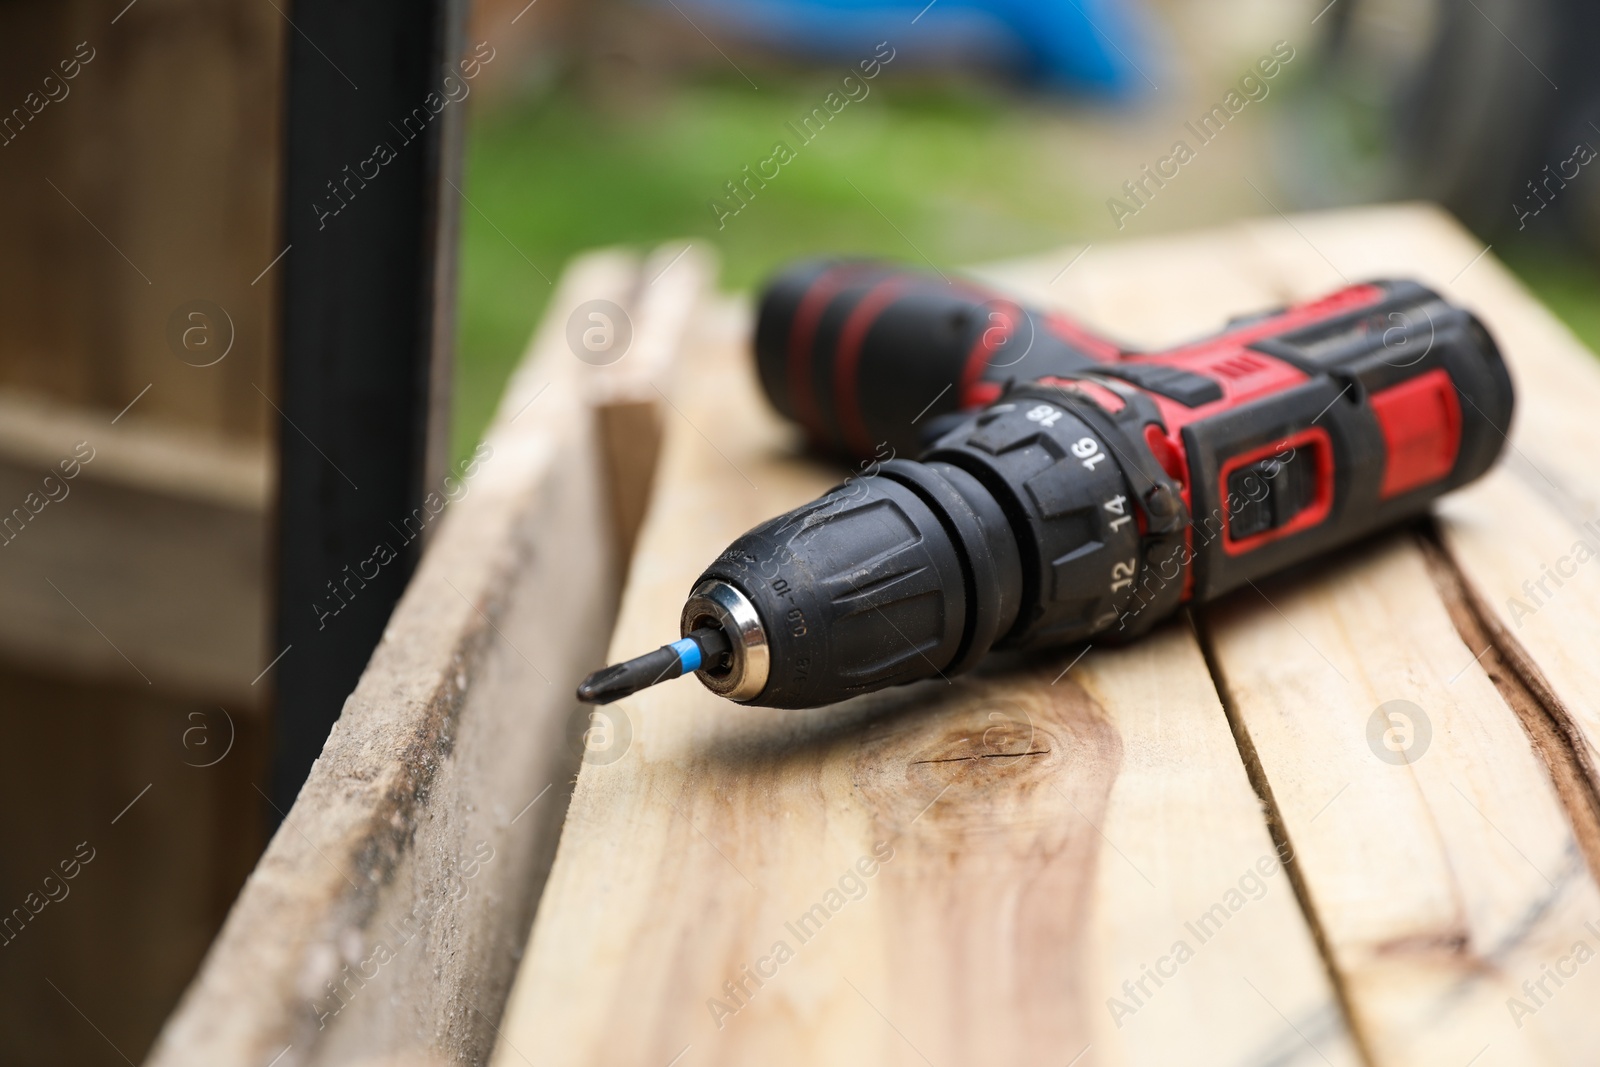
(499, 205, 1600, 1066)
(1121, 205, 1600, 1063)
(589, 241, 717, 572)
(1001, 208, 1600, 1063)
(148, 245, 705, 1067)
(493, 296, 1359, 1067)
(0, 7, 284, 1060)
(0, 0, 285, 442)
(1236, 205, 1600, 814)
(130, 204, 1600, 1064)
(0, 388, 272, 706)
(1204, 533, 1600, 1065)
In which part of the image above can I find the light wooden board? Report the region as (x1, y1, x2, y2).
(997, 207, 1600, 1064)
(496, 204, 1600, 1066)
(1234, 205, 1600, 826)
(148, 243, 711, 1067)
(1205, 205, 1600, 1063)
(493, 296, 1360, 1067)
(590, 241, 717, 570)
(1205, 534, 1600, 1065)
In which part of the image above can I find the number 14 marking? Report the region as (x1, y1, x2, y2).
(1104, 493, 1131, 533)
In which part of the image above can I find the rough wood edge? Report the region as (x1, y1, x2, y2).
(1235, 200, 1600, 882)
(1418, 527, 1600, 887)
(590, 241, 717, 576)
(144, 246, 705, 1067)
(1190, 609, 1379, 1067)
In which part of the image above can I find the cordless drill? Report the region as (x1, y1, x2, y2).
(577, 259, 1514, 709)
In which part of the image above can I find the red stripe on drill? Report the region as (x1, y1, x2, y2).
(1127, 283, 1388, 432)
(966, 381, 1003, 407)
(1138, 351, 1309, 436)
(787, 266, 863, 446)
(1035, 375, 1128, 414)
(1371, 368, 1462, 498)
(834, 277, 912, 458)
(1164, 283, 1387, 358)
(956, 299, 1023, 409)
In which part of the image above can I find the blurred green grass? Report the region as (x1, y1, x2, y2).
(1499, 241, 1600, 354)
(453, 77, 1600, 461)
(452, 75, 1103, 460)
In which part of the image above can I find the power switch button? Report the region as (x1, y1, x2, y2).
(1226, 452, 1317, 539)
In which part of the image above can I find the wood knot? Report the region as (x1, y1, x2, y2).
(848, 674, 1122, 840)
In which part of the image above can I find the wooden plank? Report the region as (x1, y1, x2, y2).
(0, 388, 271, 707)
(1132, 205, 1600, 1063)
(992, 212, 1600, 1062)
(499, 207, 1600, 1066)
(1235, 204, 1600, 821)
(0, 0, 285, 443)
(148, 244, 707, 1067)
(589, 241, 716, 570)
(1440, 472, 1600, 798)
(0, 663, 270, 1065)
(0, 5, 283, 1063)
(1204, 533, 1600, 1065)
(997, 207, 1600, 1062)
(493, 292, 1361, 1066)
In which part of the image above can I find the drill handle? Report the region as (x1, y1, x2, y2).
(754, 259, 1123, 461)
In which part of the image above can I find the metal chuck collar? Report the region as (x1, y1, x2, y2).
(680, 579, 770, 702)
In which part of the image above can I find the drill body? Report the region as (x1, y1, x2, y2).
(580, 260, 1514, 710)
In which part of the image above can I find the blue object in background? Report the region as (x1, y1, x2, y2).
(663, 0, 1159, 98)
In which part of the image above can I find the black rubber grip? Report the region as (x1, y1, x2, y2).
(754, 259, 1116, 461)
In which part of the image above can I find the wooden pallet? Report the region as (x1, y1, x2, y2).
(491, 205, 1600, 1067)
(148, 242, 713, 1067)
(149, 205, 1600, 1067)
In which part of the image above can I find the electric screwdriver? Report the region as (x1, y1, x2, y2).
(577, 259, 1514, 709)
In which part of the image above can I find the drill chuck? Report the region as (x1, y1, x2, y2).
(691, 458, 1024, 708)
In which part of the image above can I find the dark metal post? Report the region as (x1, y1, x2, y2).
(270, 0, 467, 809)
